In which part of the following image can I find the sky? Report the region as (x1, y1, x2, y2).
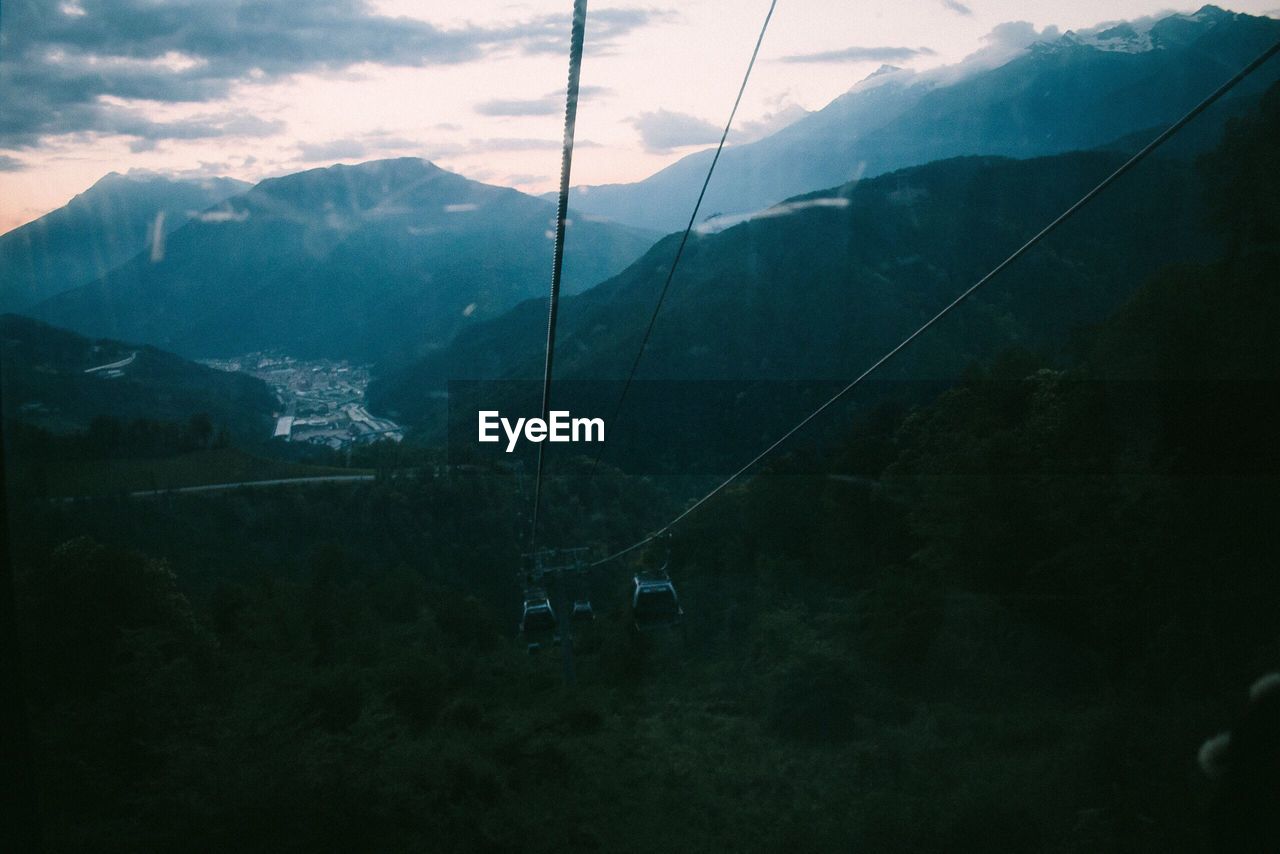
(1, 0, 1278, 232)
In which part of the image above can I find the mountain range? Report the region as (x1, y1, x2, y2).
(4, 5, 1276, 448)
(0, 172, 249, 312)
(563, 6, 1280, 232)
(25, 159, 655, 364)
(368, 145, 1221, 462)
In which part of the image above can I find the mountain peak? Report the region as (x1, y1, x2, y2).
(252, 157, 446, 200)
(332, 155, 442, 175)
(867, 64, 903, 79)
(88, 171, 131, 189)
(849, 64, 912, 94)
(1189, 5, 1230, 22)
(1040, 5, 1258, 57)
(1055, 22, 1153, 54)
(87, 170, 242, 192)
(342, 156, 440, 172)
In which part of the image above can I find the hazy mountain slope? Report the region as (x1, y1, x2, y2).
(1092, 88, 1263, 159)
(565, 6, 1280, 232)
(369, 149, 1215, 431)
(0, 314, 276, 437)
(29, 159, 656, 363)
(0, 173, 249, 312)
(564, 64, 930, 232)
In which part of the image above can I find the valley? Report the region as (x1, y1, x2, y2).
(201, 353, 404, 448)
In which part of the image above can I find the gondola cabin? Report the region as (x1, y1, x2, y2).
(571, 600, 595, 622)
(631, 574, 683, 629)
(520, 596, 557, 635)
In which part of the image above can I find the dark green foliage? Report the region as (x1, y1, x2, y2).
(17, 538, 208, 702)
(15, 415, 228, 460)
(0, 313, 275, 438)
(1200, 79, 1280, 249)
(767, 653, 863, 742)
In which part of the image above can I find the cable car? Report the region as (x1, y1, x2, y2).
(631, 572, 683, 629)
(520, 595, 558, 635)
(571, 600, 595, 623)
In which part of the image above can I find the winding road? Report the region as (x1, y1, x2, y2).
(126, 474, 376, 498)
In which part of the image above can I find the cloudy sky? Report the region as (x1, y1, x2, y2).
(1, 0, 1277, 231)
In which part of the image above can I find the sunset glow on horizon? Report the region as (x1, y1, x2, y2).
(2, 0, 1277, 232)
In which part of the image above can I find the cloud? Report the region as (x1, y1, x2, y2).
(471, 136, 600, 153)
(0, 154, 26, 172)
(695, 196, 853, 235)
(974, 21, 1062, 68)
(475, 98, 561, 118)
(983, 20, 1061, 49)
(780, 45, 937, 64)
(292, 130, 434, 164)
(735, 103, 811, 142)
(475, 85, 613, 117)
(116, 112, 285, 151)
(189, 207, 250, 223)
(576, 85, 613, 99)
(412, 135, 598, 166)
(297, 138, 369, 162)
(0, 1, 663, 148)
(631, 109, 721, 153)
(510, 8, 675, 55)
(940, 0, 974, 16)
(427, 137, 564, 157)
(922, 20, 1064, 85)
(474, 137, 562, 152)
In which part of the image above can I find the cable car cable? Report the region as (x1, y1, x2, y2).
(588, 37, 1280, 569)
(531, 0, 590, 548)
(589, 0, 778, 477)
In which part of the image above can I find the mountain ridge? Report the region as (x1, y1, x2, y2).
(27, 158, 657, 364)
(0, 313, 276, 439)
(368, 146, 1218, 447)
(0, 172, 250, 312)
(562, 6, 1280, 232)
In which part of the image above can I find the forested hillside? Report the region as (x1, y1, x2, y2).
(1, 314, 275, 438)
(371, 146, 1216, 479)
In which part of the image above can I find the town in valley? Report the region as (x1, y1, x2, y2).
(202, 354, 404, 448)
